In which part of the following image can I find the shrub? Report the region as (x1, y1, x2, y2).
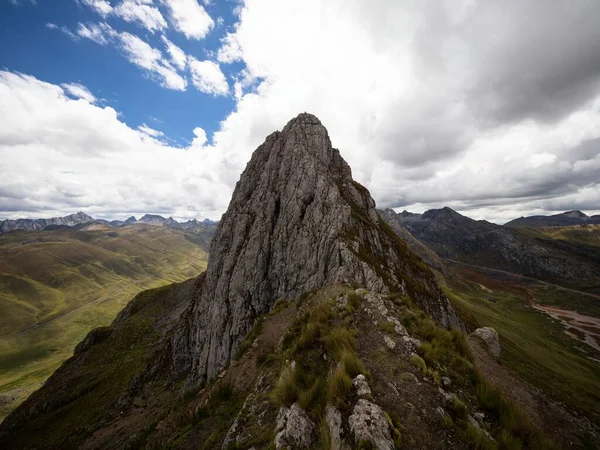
(271, 367, 298, 406)
(327, 365, 352, 406)
(346, 291, 362, 311)
(410, 354, 427, 373)
(298, 378, 325, 412)
(378, 321, 396, 334)
(466, 423, 497, 450)
(323, 328, 356, 358)
(451, 396, 468, 419)
(340, 349, 368, 379)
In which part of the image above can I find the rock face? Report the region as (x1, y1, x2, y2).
(472, 327, 501, 358)
(0, 211, 94, 234)
(274, 403, 315, 449)
(173, 113, 463, 383)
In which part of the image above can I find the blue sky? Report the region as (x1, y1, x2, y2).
(1, 0, 599, 223)
(1, 0, 241, 146)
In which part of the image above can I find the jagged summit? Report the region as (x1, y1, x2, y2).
(173, 113, 462, 383)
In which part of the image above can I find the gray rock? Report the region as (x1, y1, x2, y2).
(352, 374, 372, 398)
(435, 406, 446, 417)
(472, 327, 501, 358)
(349, 399, 395, 450)
(383, 335, 396, 350)
(275, 403, 315, 449)
(441, 376, 451, 387)
(386, 316, 408, 336)
(325, 405, 350, 450)
(172, 113, 463, 384)
(402, 336, 422, 352)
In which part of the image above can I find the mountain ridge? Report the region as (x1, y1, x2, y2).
(0, 113, 468, 449)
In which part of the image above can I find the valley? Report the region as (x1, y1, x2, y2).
(0, 224, 211, 421)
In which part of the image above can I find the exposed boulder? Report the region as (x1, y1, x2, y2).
(352, 374, 372, 398)
(274, 403, 315, 449)
(349, 399, 395, 450)
(472, 327, 501, 358)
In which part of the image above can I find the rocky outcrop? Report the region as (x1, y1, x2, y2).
(274, 403, 315, 449)
(173, 113, 463, 384)
(472, 327, 501, 358)
(349, 399, 395, 450)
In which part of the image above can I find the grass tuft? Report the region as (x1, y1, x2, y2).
(409, 354, 427, 373)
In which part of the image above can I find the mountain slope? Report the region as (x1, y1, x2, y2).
(0, 113, 472, 449)
(0, 224, 211, 421)
(393, 207, 600, 294)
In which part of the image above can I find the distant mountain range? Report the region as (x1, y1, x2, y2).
(0, 213, 219, 235)
(381, 207, 600, 295)
(504, 210, 600, 228)
(0, 212, 94, 234)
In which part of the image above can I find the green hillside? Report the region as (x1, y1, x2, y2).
(0, 224, 209, 421)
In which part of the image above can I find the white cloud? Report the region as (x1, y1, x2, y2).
(114, 0, 168, 33)
(161, 36, 187, 70)
(61, 83, 97, 103)
(71, 23, 187, 91)
(76, 22, 114, 45)
(118, 32, 187, 91)
(217, 32, 242, 64)
(188, 58, 228, 96)
(80, 0, 113, 17)
(190, 127, 207, 147)
(0, 71, 226, 220)
(161, 0, 214, 40)
(5, 1, 600, 223)
(138, 124, 164, 137)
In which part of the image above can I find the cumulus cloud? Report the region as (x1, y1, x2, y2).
(60, 82, 97, 103)
(0, 71, 227, 220)
(5, 0, 600, 222)
(80, 0, 113, 17)
(72, 23, 187, 91)
(76, 22, 114, 45)
(80, 0, 167, 33)
(118, 32, 187, 91)
(217, 33, 242, 64)
(161, 0, 214, 40)
(188, 58, 228, 96)
(198, 0, 600, 222)
(161, 36, 187, 70)
(113, 0, 168, 33)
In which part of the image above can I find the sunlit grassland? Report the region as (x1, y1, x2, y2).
(446, 283, 600, 423)
(0, 225, 208, 421)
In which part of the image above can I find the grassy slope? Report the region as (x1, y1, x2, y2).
(0, 225, 208, 421)
(446, 281, 600, 423)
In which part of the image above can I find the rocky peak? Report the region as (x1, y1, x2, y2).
(561, 210, 587, 218)
(174, 113, 462, 384)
